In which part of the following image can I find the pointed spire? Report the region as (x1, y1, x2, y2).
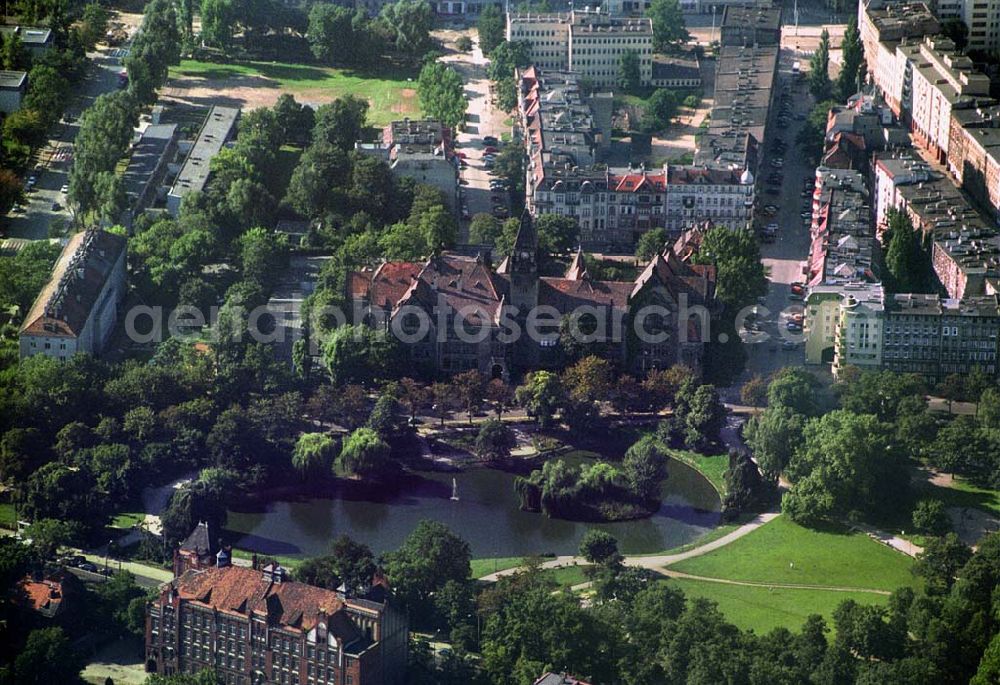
(512, 209, 537, 255)
(565, 247, 588, 280)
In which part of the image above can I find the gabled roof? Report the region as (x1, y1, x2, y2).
(20, 229, 126, 338)
(171, 565, 365, 641)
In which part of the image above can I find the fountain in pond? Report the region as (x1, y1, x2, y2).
(450, 477, 459, 501)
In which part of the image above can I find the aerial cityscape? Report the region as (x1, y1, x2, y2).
(0, 0, 999, 682)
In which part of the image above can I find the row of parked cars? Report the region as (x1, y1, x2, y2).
(59, 555, 107, 574)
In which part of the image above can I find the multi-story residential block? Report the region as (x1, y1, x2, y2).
(947, 105, 1000, 223)
(858, 1, 940, 115)
(518, 67, 613, 169)
(932, 231, 1000, 299)
(663, 164, 754, 231)
(119, 123, 179, 230)
(901, 37, 991, 163)
(806, 283, 885, 366)
(932, 0, 1000, 53)
(19, 230, 127, 360)
(166, 106, 240, 216)
(357, 119, 459, 211)
(347, 214, 718, 377)
(831, 286, 886, 377)
(506, 9, 654, 88)
(881, 292, 1000, 378)
(805, 168, 877, 287)
(873, 153, 937, 232)
(0, 70, 26, 113)
(718, 4, 781, 47)
(146, 559, 409, 685)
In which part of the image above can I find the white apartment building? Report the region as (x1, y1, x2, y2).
(19, 230, 127, 360)
(904, 37, 991, 163)
(934, 0, 1000, 53)
(831, 287, 886, 377)
(663, 165, 754, 231)
(507, 9, 654, 87)
(805, 283, 885, 366)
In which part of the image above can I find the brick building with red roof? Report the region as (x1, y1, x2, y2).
(146, 558, 407, 685)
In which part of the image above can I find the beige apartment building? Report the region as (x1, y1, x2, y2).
(506, 9, 654, 87)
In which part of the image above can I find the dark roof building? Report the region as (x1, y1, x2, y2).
(534, 674, 593, 685)
(19, 229, 127, 359)
(349, 213, 717, 378)
(719, 5, 781, 47)
(120, 123, 178, 229)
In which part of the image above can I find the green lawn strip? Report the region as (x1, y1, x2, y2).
(0, 503, 16, 528)
(81, 553, 174, 583)
(919, 477, 1000, 518)
(667, 578, 891, 634)
(539, 564, 592, 589)
(470, 557, 526, 579)
(670, 516, 917, 592)
(109, 512, 145, 529)
(230, 547, 303, 570)
(168, 60, 420, 126)
(664, 447, 729, 495)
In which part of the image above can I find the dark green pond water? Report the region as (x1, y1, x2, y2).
(226, 457, 722, 558)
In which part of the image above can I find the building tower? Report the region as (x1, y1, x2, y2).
(508, 210, 539, 314)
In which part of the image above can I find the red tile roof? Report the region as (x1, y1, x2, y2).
(609, 173, 667, 192)
(17, 577, 64, 617)
(172, 565, 362, 640)
(368, 262, 423, 309)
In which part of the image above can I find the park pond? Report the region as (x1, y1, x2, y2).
(225, 454, 722, 559)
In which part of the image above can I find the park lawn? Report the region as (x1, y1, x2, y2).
(110, 512, 145, 529)
(0, 503, 16, 529)
(470, 557, 526, 579)
(921, 477, 1000, 518)
(671, 516, 918, 592)
(665, 447, 729, 495)
(541, 564, 591, 589)
(668, 578, 891, 634)
(230, 547, 303, 570)
(168, 60, 421, 126)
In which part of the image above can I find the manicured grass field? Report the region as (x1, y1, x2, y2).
(470, 557, 526, 579)
(668, 578, 891, 634)
(168, 60, 421, 126)
(671, 517, 918, 592)
(541, 564, 591, 589)
(230, 548, 303, 570)
(665, 447, 729, 495)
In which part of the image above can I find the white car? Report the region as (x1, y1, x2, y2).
(61, 184, 69, 194)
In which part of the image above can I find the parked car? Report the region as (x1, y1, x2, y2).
(786, 321, 802, 332)
(781, 340, 798, 350)
(482, 136, 499, 146)
(61, 184, 69, 194)
(51, 202, 61, 211)
(79, 562, 98, 573)
(483, 146, 499, 154)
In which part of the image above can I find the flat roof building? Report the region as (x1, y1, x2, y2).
(0, 25, 52, 55)
(719, 5, 782, 47)
(166, 106, 240, 215)
(0, 69, 26, 114)
(120, 123, 178, 229)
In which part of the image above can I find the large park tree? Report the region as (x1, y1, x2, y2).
(417, 61, 467, 130)
(693, 227, 767, 310)
(647, 0, 690, 52)
(783, 410, 908, 525)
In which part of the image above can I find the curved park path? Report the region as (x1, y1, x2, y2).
(478, 511, 781, 583)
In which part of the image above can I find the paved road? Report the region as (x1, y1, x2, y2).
(5, 48, 126, 240)
(441, 32, 509, 243)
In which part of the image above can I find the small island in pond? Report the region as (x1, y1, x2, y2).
(514, 437, 669, 522)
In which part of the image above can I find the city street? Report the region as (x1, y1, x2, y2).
(738, 50, 816, 384)
(5, 47, 130, 240)
(439, 31, 510, 243)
